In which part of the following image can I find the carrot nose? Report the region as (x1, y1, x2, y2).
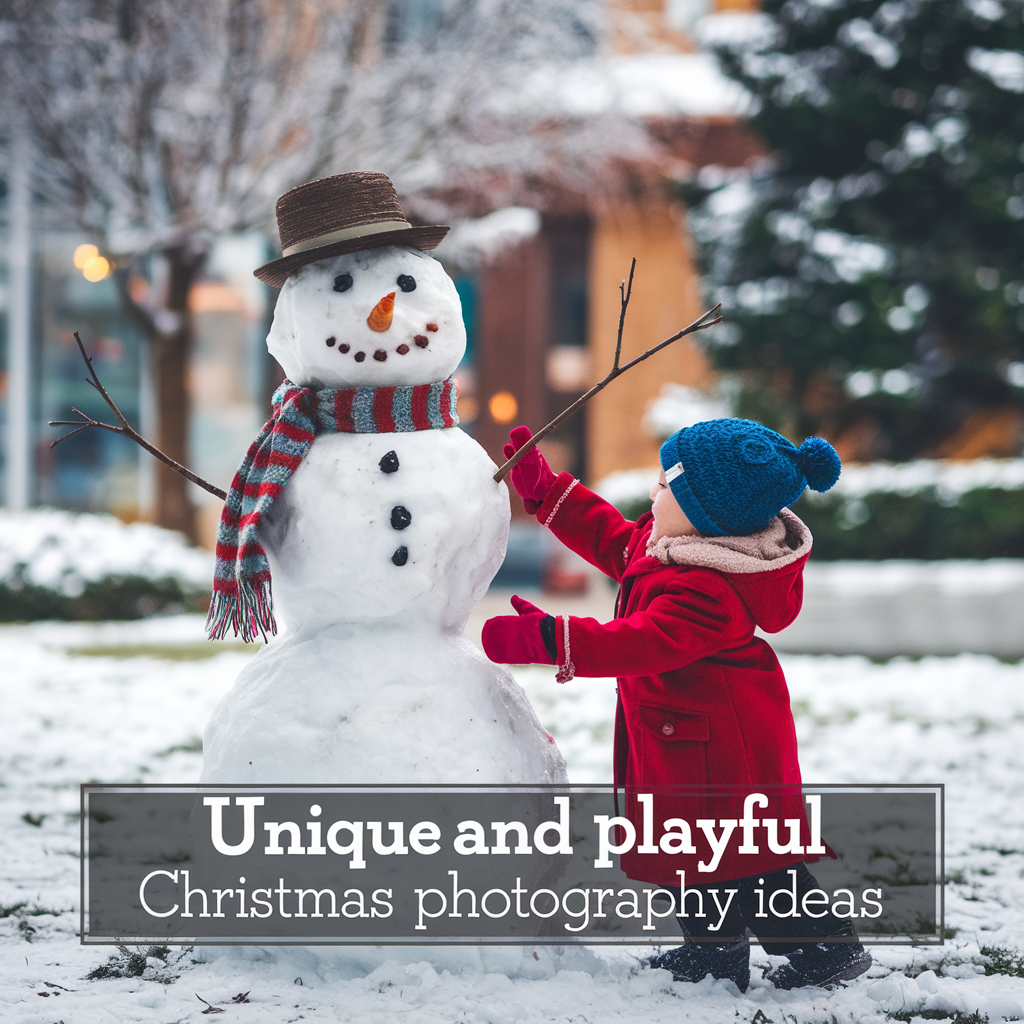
(367, 292, 395, 332)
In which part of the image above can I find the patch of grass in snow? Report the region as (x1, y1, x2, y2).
(86, 944, 189, 982)
(886, 1011, 990, 1022)
(973, 844, 1024, 857)
(155, 737, 203, 757)
(0, 901, 63, 918)
(864, 849, 936, 887)
(790, 699, 860, 725)
(979, 945, 1024, 978)
(66, 641, 256, 661)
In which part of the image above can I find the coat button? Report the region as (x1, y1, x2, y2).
(391, 505, 412, 530)
(662, 722, 675, 736)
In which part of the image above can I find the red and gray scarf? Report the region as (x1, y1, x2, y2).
(207, 376, 458, 642)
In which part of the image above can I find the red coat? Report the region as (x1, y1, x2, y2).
(535, 473, 812, 885)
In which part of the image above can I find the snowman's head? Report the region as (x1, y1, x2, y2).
(267, 246, 466, 388)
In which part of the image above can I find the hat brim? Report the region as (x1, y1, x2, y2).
(254, 224, 450, 288)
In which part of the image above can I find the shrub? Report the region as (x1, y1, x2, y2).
(602, 459, 1024, 560)
(0, 509, 211, 620)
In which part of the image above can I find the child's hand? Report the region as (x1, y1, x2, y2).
(503, 425, 557, 515)
(481, 594, 556, 665)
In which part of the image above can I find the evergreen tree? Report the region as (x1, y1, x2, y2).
(687, 0, 1024, 459)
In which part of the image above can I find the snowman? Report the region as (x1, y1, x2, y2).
(200, 172, 567, 788)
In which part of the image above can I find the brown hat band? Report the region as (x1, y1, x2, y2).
(282, 219, 411, 257)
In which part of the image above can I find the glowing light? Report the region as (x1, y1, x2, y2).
(488, 391, 518, 424)
(82, 256, 111, 282)
(73, 243, 98, 269)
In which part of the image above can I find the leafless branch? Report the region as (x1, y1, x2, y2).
(48, 332, 228, 501)
(493, 263, 722, 483)
(613, 257, 636, 372)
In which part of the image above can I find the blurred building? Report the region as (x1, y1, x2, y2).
(1, 0, 763, 548)
(448, 0, 761, 506)
(0, 219, 274, 542)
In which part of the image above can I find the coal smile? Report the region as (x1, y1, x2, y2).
(324, 324, 438, 361)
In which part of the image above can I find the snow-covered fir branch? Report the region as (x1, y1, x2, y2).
(681, 0, 1024, 461)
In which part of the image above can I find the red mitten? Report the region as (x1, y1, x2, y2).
(503, 425, 557, 515)
(481, 595, 556, 665)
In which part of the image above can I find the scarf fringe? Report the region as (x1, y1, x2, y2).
(205, 579, 278, 644)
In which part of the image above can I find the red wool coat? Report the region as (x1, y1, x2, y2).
(535, 473, 813, 886)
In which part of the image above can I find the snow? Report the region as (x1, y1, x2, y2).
(520, 53, 752, 120)
(437, 208, 541, 270)
(608, 54, 753, 118)
(692, 12, 780, 50)
(3, 613, 1024, 1020)
(810, 229, 891, 282)
(594, 466, 661, 509)
(0, 508, 212, 596)
(642, 384, 733, 440)
(967, 47, 1024, 93)
(838, 19, 900, 70)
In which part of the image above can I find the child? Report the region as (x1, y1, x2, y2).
(482, 418, 872, 992)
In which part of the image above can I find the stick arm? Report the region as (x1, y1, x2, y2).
(48, 332, 228, 501)
(492, 298, 722, 484)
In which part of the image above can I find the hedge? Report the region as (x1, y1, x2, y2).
(613, 484, 1024, 561)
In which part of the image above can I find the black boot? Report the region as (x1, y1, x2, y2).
(646, 937, 750, 993)
(766, 926, 872, 990)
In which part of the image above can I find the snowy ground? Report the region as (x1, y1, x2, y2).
(3, 611, 1024, 1022)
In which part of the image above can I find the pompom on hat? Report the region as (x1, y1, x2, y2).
(659, 418, 841, 537)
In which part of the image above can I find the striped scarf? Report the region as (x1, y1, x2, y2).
(206, 375, 458, 642)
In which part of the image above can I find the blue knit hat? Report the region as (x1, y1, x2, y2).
(659, 418, 841, 537)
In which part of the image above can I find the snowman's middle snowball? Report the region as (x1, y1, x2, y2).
(267, 246, 466, 389)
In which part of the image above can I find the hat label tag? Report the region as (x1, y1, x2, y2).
(665, 462, 685, 483)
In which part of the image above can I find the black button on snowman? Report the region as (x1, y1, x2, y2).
(200, 172, 567, 788)
(389, 500, 411, 566)
(380, 450, 411, 565)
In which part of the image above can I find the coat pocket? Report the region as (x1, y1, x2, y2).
(635, 704, 710, 744)
(633, 703, 710, 820)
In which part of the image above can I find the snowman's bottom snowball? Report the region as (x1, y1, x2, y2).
(194, 941, 609, 983)
(200, 628, 568, 785)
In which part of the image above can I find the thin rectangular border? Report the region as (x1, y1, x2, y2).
(81, 782, 943, 947)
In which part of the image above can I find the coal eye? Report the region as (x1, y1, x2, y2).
(333, 273, 353, 293)
(397, 274, 416, 293)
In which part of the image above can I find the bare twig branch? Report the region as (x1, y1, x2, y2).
(493, 265, 722, 483)
(613, 257, 635, 373)
(48, 332, 228, 501)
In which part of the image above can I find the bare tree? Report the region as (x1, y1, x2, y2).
(1, 0, 642, 537)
